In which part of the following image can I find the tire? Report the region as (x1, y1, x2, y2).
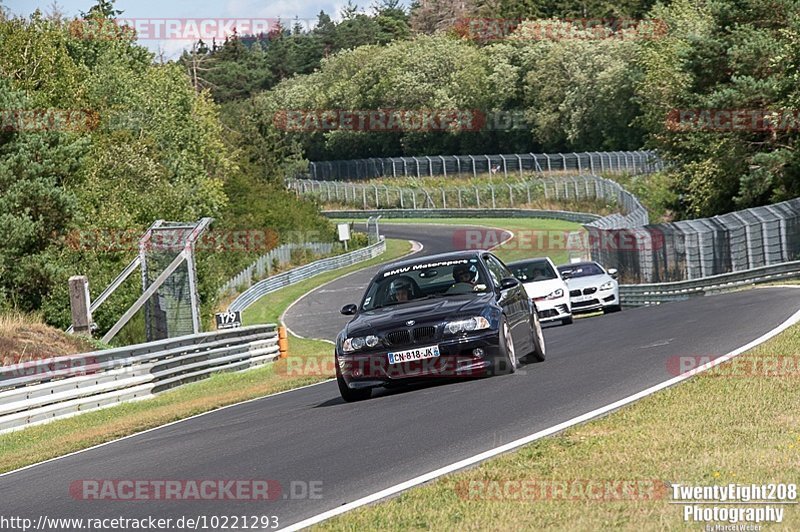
(527, 309, 546, 362)
(336, 363, 371, 402)
(561, 315, 573, 326)
(493, 316, 517, 375)
(603, 304, 621, 314)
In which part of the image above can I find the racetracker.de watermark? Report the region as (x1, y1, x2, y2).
(0, 356, 100, 379)
(457, 17, 667, 42)
(64, 228, 281, 253)
(0, 109, 99, 133)
(68, 18, 316, 40)
(667, 355, 800, 378)
(453, 228, 665, 252)
(282, 356, 490, 379)
(69, 479, 322, 501)
(455, 479, 668, 501)
(273, 109, 486, 133)
(666, 109, 800, 132)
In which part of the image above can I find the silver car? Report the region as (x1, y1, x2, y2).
(556, 261, 621, 314)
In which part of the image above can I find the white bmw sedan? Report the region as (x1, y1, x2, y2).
(508, 257, 573, 326)
(556, 261, 621, 314)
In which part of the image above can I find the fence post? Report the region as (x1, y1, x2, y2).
(491, 185, 496, 208)
(69, 275, 92, 336)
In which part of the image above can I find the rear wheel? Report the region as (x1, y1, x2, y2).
(527, 310, 546, 362)
(336, 363, 371, 402)
(493, 316, 517, 375)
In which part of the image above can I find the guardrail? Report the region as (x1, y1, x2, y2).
(228, 239, 387, 314)
(219, 241, 343, 296)
(0, 325, 279, 434)
(620, 260, 800, 306)
(323, 208, 600, 224)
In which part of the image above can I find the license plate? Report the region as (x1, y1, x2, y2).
(388, 345, 440, 364)
(575, 295, 593, 302)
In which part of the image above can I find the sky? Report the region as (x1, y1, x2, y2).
(4, 0, 404, 58)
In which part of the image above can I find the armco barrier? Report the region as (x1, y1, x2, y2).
(0, 325, 278, 433)
(323, 208, 601, 224)
(228, 239, 387, 313)
(620, 260, 800, 306)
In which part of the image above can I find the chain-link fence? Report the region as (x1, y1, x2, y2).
(304, 150, 662, 181)
(140, 220, 211, 341)
(290, 174, 644, 212)
(589, 197, 800, 283)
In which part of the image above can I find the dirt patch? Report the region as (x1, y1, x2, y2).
(0, 313, 96, 366)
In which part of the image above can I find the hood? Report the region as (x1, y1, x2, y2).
(565, 274, 615, 291)
(521, 278, 567, 298)
(346, 293, 495, 336)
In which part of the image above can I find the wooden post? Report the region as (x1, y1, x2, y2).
(69, 276, 92, 336)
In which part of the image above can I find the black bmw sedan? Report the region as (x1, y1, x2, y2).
(335, 250, 546, 401)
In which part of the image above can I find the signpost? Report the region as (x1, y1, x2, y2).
(337, 222, 351, 251)
(215, 310, 242, 330)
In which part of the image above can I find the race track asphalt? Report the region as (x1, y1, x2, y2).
(2, 222, 797, 531)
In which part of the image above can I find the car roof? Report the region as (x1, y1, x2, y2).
(557, 261, 599, 269)
(376, 249, 488, 276)
(507, 257, 554, 266)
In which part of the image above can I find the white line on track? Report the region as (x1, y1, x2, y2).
(279, 307, 800, 531)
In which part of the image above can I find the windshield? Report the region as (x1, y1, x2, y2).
(362, 258, 490, 310)
(510, 260, 558, 282)
(558, 263, 605, 278)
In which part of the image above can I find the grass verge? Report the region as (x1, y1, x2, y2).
(317, 319, 800, 530)
(0, 239, 412, 473)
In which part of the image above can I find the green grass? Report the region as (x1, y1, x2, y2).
(317, 321, 800, 531)
(242, 238, 413, 325)
(367, 218, 586, 266)
(0, 239, 412, 473)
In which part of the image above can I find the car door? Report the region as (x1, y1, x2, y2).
(483, 254, 530, 350)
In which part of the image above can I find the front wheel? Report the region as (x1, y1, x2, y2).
(561, 315, 573, 326)
(527, 310, 546, 362)
(603, 304, 621, 314)
(336, 363, 371, 402)
(493, 316, 517, 375)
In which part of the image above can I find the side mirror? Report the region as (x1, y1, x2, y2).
(340, 304, 358, 315)
(560, 271, 572, 280)
(500, 277, 519, 290)
(607, 268, 618, 279)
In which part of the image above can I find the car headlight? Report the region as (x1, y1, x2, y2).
(342, 335, 379, 353)
(545, 288, 564, 300)
(599, 281, 615, 291)
(445, 317, 491, 335)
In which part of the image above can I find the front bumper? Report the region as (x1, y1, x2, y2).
(569, 288, 619, 313)
(532, 296, 571, 322)
(336, 330, 502, 389)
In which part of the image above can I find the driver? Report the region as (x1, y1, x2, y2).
(447, 263, 478, 294)
(389, 278, 414, 302)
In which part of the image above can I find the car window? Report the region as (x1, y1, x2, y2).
(362, 257, 490, 310)
(483, 255, 510, 288)
(558, 263, 605, 278)
(511, 261, 558, 282)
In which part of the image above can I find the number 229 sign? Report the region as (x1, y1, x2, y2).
(215, 310, 242, 330)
